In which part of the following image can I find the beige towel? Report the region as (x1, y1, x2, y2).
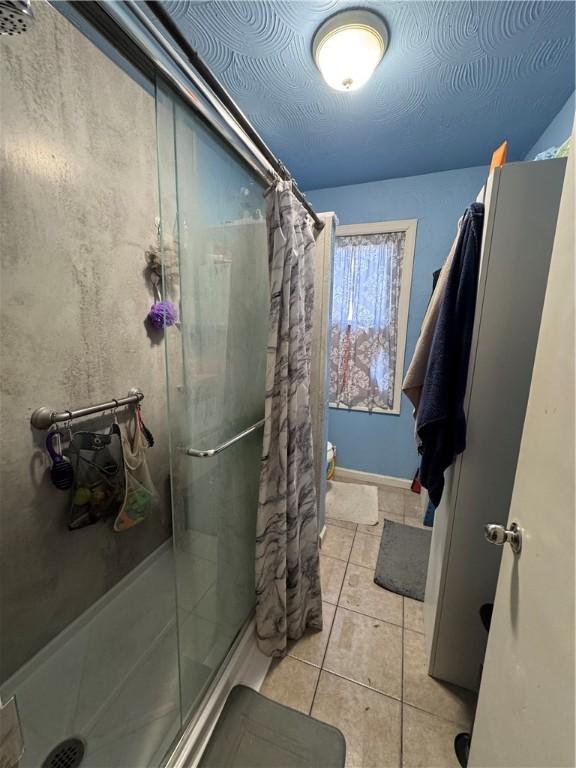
(402, 217, 463, 411)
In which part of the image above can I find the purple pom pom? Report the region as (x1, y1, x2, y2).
(147, 301, 178, 329)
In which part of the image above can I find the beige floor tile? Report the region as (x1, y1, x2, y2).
(333, 474, 378, 486)
(404, 597, 425, 634)
(260, 656, 320, 714)
(322, 523, 355, 561)
(349, 532, 381, 569)
(378, 487, 406, 517)
(320, 554, 347, 604)
(403, 630, 476, 727)
(323, 607, 402, 698)
(402, 705, 463, 767)
(339, 563, 403, 626)
(288, 601, 336, 667)
(312, 671, 401, 768)
(358, 507, 402, 537)
(325, 517, 357, 532)
(404, 505, 426, 528)
(404, 490, 424, 517)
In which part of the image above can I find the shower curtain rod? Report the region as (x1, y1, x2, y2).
(85, 0, 323, 231)
(143, 1, 323, 231)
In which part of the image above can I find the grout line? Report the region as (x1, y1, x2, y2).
(309, 489, 412, 721)
(283, 655, 322, 672)
(317, 488, 453, 765)
(312, 664, 472, 731)
(318, 667, 403, 703)
(308, 521, 357, 714)
(321, 523, 356, 561)
(402, 700, 474, 730)
(328, 602, 404, 630)
(400, 494, 407, 767)
(310, 496, 406, 715)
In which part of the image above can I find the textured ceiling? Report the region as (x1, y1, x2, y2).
(164, 1, 575, 190)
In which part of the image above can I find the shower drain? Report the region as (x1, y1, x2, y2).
(42, 737, 86, 768)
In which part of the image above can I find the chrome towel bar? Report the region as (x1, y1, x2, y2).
(30, 388, 144, 430)
(185, 418, 265, 458)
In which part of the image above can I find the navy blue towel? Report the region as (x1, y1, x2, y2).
(417, 202, 485, 507)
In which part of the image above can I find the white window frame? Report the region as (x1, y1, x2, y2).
(330, 218, 417, 415)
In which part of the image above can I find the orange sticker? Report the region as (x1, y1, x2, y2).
(490, 141, 508, 173)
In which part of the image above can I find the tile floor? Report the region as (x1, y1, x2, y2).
(261, 484, 477, 768)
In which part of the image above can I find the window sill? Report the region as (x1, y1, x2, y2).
(328, 403, 401, 416)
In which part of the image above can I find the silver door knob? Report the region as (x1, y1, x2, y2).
(484, 521, 522, 554)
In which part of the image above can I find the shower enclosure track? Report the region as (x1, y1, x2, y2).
(143, 1, 323, 231)
(69, 0, 324, 231)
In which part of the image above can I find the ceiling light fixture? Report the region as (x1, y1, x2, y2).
(312, 10, 388, 92)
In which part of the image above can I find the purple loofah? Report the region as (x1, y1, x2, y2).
(147, 301, 178, 329)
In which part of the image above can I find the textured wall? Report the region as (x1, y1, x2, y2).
(308, 164, 488, 480)
(165, 0, 575, 188)
(525, 90, 575, 159)
(0, 2, 173, 680)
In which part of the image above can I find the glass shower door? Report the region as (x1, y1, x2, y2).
(156, 81, 269, 719)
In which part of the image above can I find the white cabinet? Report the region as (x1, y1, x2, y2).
(424, 159, 567, 691)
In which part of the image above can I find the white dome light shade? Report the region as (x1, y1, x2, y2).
(313, 10, 388, 92)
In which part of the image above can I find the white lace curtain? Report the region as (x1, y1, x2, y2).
(330, 231, 405, 411)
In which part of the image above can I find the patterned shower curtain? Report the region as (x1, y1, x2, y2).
(255, 180, 323, 657)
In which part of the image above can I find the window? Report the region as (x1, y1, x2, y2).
(330, 219, 417, 414)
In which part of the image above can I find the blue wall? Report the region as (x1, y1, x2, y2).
(525, 91, 575, 160)
(307, 165, 488, 480)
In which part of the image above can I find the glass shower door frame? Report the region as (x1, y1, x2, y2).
(156, 73, 270, 765)
(162, 613, 257, 768)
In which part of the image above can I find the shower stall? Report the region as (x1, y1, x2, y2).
(0, 2, 319, 766)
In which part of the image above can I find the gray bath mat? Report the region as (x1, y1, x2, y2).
(199, 685, 346, 767)
(326, 480, 378, 526)
(374, 520, 432, 601)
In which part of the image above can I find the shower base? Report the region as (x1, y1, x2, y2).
(1, 539, 269, 768)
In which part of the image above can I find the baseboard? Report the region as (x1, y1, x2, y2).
(167, 619, 271, 768)
(334, 466, 412, 489)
